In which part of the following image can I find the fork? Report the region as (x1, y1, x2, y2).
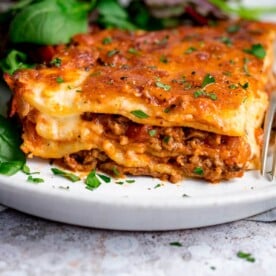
(261, 91, 276, 180)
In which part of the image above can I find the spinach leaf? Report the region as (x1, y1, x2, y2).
(0, 161, 23, 176)
(0, 0, 36, 24)
(0, 115, 25, 176)
(9, 0, 94, 45)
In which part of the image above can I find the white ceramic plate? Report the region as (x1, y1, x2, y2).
(0, 155, 276, 230)
(1, 5, 276, 230)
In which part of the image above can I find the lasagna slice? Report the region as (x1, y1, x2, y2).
(4, 20, 276, 182)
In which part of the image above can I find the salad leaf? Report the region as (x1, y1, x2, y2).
(0, 50, 33, 75)
(0, 115, 25, 176)
(126, 0, 165, 30)
(209, 0, 276, 20)
(0, 161, 24, 176)
(96, 0, 136, 30)
(9, 0, 95, 45)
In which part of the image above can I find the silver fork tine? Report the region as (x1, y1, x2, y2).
(261, 91, 276, 178)
(272, 135, 276, 179)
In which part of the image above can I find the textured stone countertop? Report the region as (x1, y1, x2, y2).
(0, 208, 276, 276)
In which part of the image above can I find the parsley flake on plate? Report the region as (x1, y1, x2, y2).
(85, 169, 101, 190)
(237, 251, 255, 262)
(51, 167, 80, 182)
(98, 174, 111, 183)
(27, 175, 44, 184)
(169, 242, 183, 247)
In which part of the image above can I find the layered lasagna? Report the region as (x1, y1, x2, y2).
(4, 20, 276, 182)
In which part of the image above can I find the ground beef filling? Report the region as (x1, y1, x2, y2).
(59, 113, 251, 183)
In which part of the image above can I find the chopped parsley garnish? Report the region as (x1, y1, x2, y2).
(243, 57, 250, 76)
(163, 136, 170, 144)
(58, 185, 70, 190)
(208, 93, 218, 101)
(155, 81, 171, 91)
(223, 71, 232, 76)
(160, 54, 168, 63)
(237, 251, 255, 263)
(184, 46, 197, 54)
(27, 175, 44, 183)
(50, 57, 62, 67)
(243, 44, 266, 59)
(128, 47, 139, 55)
(184, 82, 192, 89)
(199, 41, 205, 48)
(156, 35, 169, 45)
(220, 36, 232, 46)
(112, 166, 120, 176)
(164, 107, 171, 113)
(90, 71, 101, 77)
(154, 184, 161, 189)
(107, 49, 120, 57)
(172, 76, 186, 84)
(85, 169, 101, 190)
(98, 174, 111, 183)
(201, 74, 215, 88)
(240, 82, 249, 89)
(194, 75, 217, 100)
(193, 167, 204, 175)
(148, 129, 157, 137)
(22, 164, 39, 175)
(229, 84, 238, 89)
(131, 110, 149, 119)
(227, 24, 240, 33)
(51, 167, 80, 182)
(105, 179, 134, 185)
(102, 37, 112, 45)
(193, 90, 217, 101)
(56, 76, 64, 83)
(169, 242, 183, 247)
(194, 90, 204, 98)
